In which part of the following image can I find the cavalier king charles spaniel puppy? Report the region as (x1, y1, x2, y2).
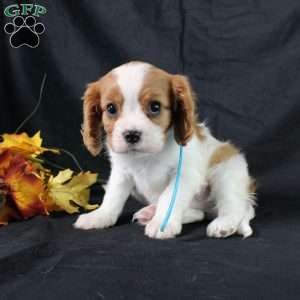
(74, 61, 256, 239)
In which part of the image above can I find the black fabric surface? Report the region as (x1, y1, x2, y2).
(1, 0, 300, 299)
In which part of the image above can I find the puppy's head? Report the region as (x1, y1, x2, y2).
(81, 62, 198, 155)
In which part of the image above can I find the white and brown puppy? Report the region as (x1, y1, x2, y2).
(74, 61, 256, 239)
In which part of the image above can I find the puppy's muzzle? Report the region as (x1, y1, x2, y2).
(123, 130, 142, 145)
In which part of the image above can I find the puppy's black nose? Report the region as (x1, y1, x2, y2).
(123, 130, 141, 144)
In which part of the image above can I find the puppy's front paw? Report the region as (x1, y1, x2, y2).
(73, 209, 116, 230)
(207, 217, 239, 238)
(145, 217, 182, 239)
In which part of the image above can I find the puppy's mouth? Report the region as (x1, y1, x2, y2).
(109, 135, 165, 154)
(112, 144, 161, 155)
(115, 147, 152, 154)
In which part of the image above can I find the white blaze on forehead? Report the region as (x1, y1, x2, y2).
(113, 62, 151, 113)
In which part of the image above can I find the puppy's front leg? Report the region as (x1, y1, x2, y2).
(145, 170, 204, 239)
(74, 168, 133, 230)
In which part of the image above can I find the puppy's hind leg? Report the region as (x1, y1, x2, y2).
(133, 205, 204, 226)
(133, 206, 205, 227)
(206, 154, 256, 238)
(237, 205, 255, 238)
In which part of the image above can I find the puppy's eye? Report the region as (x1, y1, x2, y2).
(148, 101, 161, 116)
(106, 103, 117, 116)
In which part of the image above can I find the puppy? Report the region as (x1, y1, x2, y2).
(74, 61, 256, 239)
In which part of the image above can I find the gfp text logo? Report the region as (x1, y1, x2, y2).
(4, 4, 47, 48)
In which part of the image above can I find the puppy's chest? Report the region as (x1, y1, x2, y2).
(131, 164, 172, 203)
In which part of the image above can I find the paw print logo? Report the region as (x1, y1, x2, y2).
(4, 16, 45, 48)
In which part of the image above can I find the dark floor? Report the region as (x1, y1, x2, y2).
(0, 193, 299, 300)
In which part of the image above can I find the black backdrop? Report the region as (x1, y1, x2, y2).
(1, 1, 300, 299)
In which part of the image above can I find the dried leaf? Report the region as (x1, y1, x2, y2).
(0, 132, 99, 225)
(62, 171, 98, 192)
(50, 169, 73, 185)
(47, 170, 98, 214)
(4, 156, 48, 218)
(0, 150, 13, 176)
(0, 132, 59, 158)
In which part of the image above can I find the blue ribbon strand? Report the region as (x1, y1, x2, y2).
(160, 145, 184, 232)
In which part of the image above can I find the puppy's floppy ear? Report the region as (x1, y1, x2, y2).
(81, 81, 102, 156)
(171, 75, 197, 145)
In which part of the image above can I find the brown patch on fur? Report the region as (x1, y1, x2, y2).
(140, 66, 201, 145)
(194, 125, 206, 141)
(101, 84, 123, 149)
(209, 143, 239, 167)
(139, 68, 173, 133)
(170, 75, 199, 145)
(248, 177, 256, 194)
(81, 72, 123, 155)
(81, 82, 102, 156)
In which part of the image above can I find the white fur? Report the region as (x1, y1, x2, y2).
(74, 63, 255, 239)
